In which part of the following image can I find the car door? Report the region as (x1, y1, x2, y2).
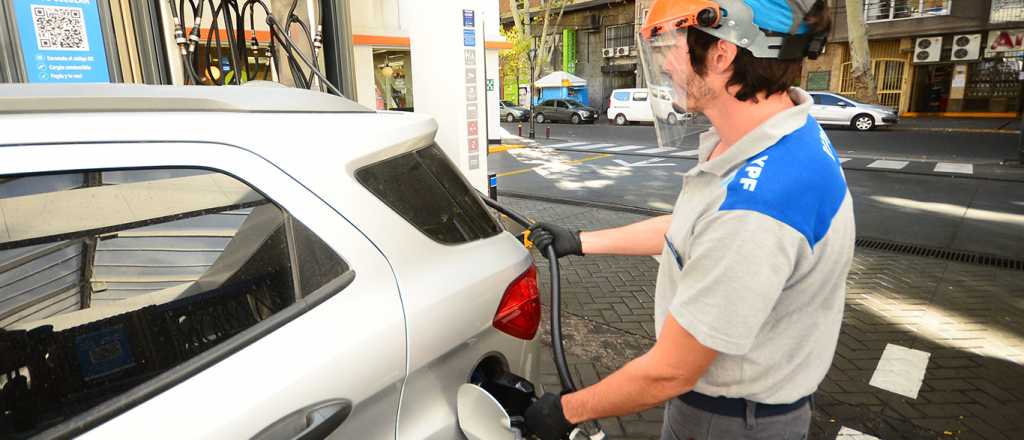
(631, 91, 653, 122)
(813, 94, 846, 124)
(536, 100, 554, 120)
(833, 96, 860, 124)
(0, 141, 406, 440)
(608, 91, 630, 119)
(554, 100, 570, 121)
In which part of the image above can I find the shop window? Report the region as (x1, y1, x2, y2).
(864, 0, 950, 22)
(373, 50, 414, 111)
(963, 59, 1022, 113)
(604, 24, 635, 49)
(0, 169, 350, 437)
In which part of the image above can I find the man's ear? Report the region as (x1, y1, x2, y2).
(708, 39, 738, 75)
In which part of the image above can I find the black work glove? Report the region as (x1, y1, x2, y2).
(529, 222, 583, 259)
(524, 392, 575, 440)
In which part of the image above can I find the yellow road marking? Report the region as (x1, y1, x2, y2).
(488, 144, 527, 153)
(496, 153, 611, 177)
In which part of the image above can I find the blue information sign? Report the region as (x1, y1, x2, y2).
(464, 29, 476, 47)
(13, 0, 111, 83)
(463, 9, 475, 27)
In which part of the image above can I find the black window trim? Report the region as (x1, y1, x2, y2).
(0, 165, 357, 438)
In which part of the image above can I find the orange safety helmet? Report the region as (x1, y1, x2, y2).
(640, 0, 721, 40)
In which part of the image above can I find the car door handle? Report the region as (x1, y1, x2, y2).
(253, 399, 352, 440)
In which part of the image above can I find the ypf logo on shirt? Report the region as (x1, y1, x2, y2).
(740, 155, 767, 192)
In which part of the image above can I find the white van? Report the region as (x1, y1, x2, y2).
(607, 87, 691, 126)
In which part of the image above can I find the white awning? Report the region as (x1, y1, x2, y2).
(534, 71, 587, 88)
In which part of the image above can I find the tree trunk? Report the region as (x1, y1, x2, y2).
(845, 0, 878, 103)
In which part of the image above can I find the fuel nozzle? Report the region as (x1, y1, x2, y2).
(479, 371, 536, 422)
(171, 18, 187, 56)
(312, 25, 324, 56)
(188, 20, 202, 54)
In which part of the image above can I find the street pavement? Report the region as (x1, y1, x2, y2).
(499, 196, 1024, 440)
(500, 120, 1023, 165)
(489, 146, 1024, 259)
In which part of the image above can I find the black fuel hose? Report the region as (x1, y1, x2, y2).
(478, 195, 577, 393)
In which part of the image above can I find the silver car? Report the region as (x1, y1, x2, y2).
(809, 92, 899, 131)
(500, 100, 530, 122)
(0, 84, 540, 439)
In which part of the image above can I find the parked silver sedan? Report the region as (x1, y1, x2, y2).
(0, 84, 540, 439)
(500, 100, 531, 122)
(809, 91, 899, 131)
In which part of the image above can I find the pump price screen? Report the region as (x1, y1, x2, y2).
(13, 0, 111, 83)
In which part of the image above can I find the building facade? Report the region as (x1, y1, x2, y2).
(500, 0, 638, 114)
(803, 0, 1024, 116)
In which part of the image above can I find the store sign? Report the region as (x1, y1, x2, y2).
(985, 29, 1024, 57)
(806, 71, 830, 91)
(464, 29, 476, 47)
(13, 0, 111, 83)
(463, 9, 475, 27)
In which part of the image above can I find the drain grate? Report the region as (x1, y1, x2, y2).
(855, 238, 1024, 271)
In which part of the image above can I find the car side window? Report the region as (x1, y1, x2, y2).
(0, 168, 350, 437)
(612, 91, 630, 101)
(556, 101, 568, 109)
(818, 94, 843, 106)
(632, 92, 648, 102)
(540, 100, 553, 107)
(356, 144, 501, 244)
(811, 94, 823, 105)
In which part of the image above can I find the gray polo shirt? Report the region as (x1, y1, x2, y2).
(655, 87, 854, 404)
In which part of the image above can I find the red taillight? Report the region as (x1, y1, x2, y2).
(493, 265, 541, 340)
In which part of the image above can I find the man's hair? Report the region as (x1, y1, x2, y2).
(687, 1, 831, 102)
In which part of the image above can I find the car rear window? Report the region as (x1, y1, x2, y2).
(612, 91, 630, 101)
(356, 144, 501, 244)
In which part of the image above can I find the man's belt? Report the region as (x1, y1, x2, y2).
(677, 391, 810, 418)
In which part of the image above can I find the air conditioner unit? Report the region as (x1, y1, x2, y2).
(602, 48, 615, 58)
(951, 34, 981, 61)
(914, 36, 942, 63)
(614, 46, 630, 56)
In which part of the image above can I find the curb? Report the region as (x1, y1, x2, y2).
(892, 126, 1020, 135)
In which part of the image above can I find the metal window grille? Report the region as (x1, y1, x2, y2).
(864, 0, 950, 22)
(991, 0, 1024, 23)
(604, 24, 634, 49)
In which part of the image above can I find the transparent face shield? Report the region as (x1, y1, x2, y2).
(638, 28, 704, 151)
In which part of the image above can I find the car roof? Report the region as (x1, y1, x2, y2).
(0, 84, 437, 173)
(0, 82, 372, 114)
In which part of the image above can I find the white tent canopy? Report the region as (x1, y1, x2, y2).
(534, 71, 587, 88)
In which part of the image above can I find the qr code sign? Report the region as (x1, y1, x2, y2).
(32, 5, 89, 51)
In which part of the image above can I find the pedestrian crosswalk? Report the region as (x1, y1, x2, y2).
(537, 141, 980, 176)
(866, 160, 910, 170)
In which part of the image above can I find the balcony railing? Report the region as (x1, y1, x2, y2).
(864, 0, 951, 22)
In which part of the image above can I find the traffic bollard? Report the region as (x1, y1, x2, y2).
(518, 124, 523, 137)
(545, 126, 550, 138)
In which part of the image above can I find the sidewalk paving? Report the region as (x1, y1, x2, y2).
(500, 195, 1024, 440)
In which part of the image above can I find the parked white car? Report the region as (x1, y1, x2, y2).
(607, 87, 691, 126)
(809, 91, 899, 131)
(0, 84, 540, 439)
